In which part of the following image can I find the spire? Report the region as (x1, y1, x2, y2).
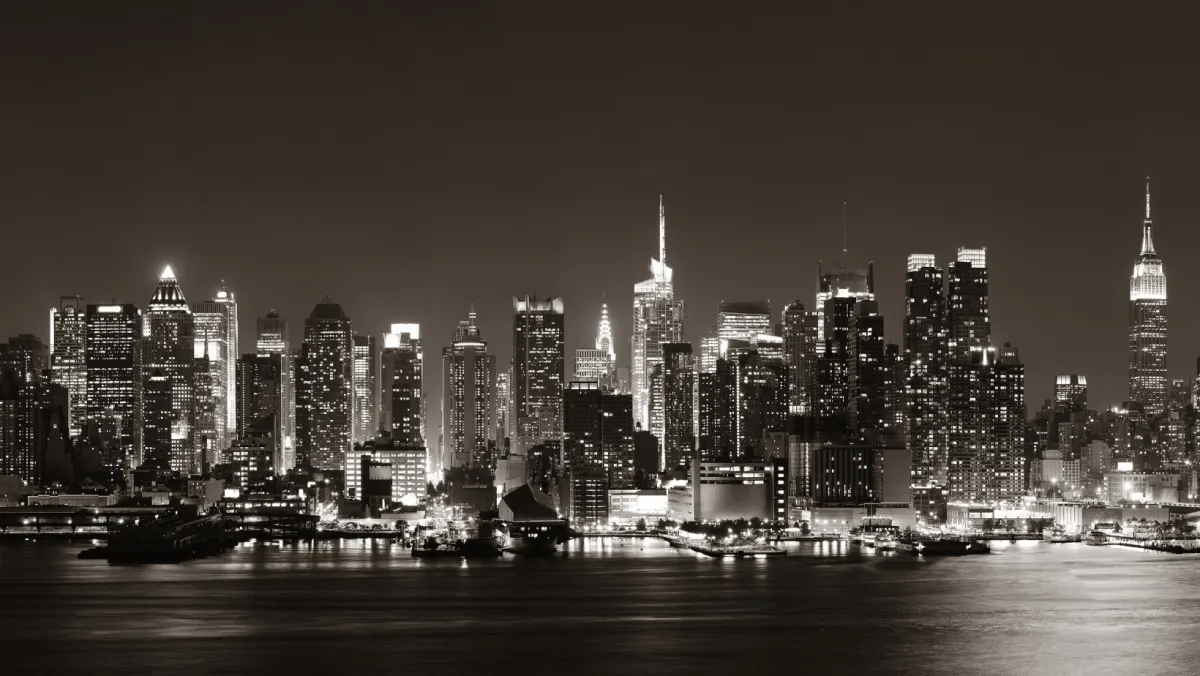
(658, 194, 666, 268)
(160, 264, 175, 281)
(1141, 177, 1156, 256)
(842, 201, 848, 268)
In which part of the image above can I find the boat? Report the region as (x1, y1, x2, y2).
(1084, 531, 1108, 546)
(898, 535, 990, 556)
(1043, 528, 1080, 544)
(411, 525, 504, 559)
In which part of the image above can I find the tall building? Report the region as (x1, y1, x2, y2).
(494, 370, 510, 445)
(1055, 375, 1087, 414)
(145, 266, 197, 473)
(236, 352, 286, 471)
(632, 197, 685, 431)
(813, 296, 855, 424)
(255, 310, 294, 469)
(717, 301, 771, 357)
(50, 296, 87, 438)
(904, 254, 948, 488)
(815, 261, 874, 339)
(513, 296, 565, 452)
(85, 303, 143, 467)
(730, 349, 788, 458)
(781, 302, 817, 415)
(295, 296, 354, 471)
(0, 335, 49, 383)
(1129, 179, 1167, 416)
(563, 381, 635, 488)
(353, 334, 378, 444)
(0, 370, 69, 485)
(574, 348, 611, 385)
(849, 300, 889, 436)
(193, 287, 235, 460)
(380, 324, 423, 446)
(656, 342, 695, 470)
(143, 368, 171, 470)
(441, 308, 495, 470)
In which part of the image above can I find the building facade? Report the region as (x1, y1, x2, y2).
(1129, 180, 1167, 416)
(85, 303, 143, 467)
(513, 296, 565, 452)
(632, 197, 685, 432)
(295, 296, 354, 471)
(50, 296, 87, 438)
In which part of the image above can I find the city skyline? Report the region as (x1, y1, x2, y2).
(6, 4, 1200, 411)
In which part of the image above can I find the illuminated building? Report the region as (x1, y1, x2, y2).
(295, 296, 354, 471)
(731, 348, 788, 459)
(576, 303, 615, 385)
(192, 286, 236, 460)
(494, 370, 510, 445)
(1052, 374, 1088, 460)
(650, 343, 695, 470)
(380, 323, 423, 446)
(142, 369, 171, 469)
(563, 381, 635, 488)
(85, 303, 142, 467)
(1129, 179, 1167, 416)
(690, 459, 788, 522)
(946, 343, 1027, 504)
(814, 297, 854, 424)
(849, 300, 889, 436)
(0, 335, 48, 385)
(236, 352, 286, 471)
(781, 302, 817, 414)
(343, 435, 426, 506)
(513, 296, 565, 452)
(0, 370, 69, 485)
(632, 197, 685, 432)
(255, 310, 293, 467)
(717, 301, 771, 357)
(945, 248, 992, 502)
(815, 260, 874, 340)
(903, 253, 947, 488)
(352, 334, 377, 445)
(145, 265, 197, 473)
(50, 296, 87, 437)
(441, 308, 495, 470)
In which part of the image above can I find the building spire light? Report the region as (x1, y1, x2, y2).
(160, 264, 175, 280)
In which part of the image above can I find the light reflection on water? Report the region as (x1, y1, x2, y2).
(1, 538, 1197, 675)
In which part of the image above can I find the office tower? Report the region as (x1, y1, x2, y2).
(575, 348, 612, 384)
(1052, 374, 1088, 459)
(654, 342, 695, 470)
(731, 349, 788, 459)
(236, 352, 286, 471)
(1129, 179, 1167, 416)
(904, 253, 948, 488)
(295, 296, 354, 471)
(814, 296, 855, 422)
(1055, 374, 1088, 413)
(0, 370, 69, 485)
(989, 343, 1027, 500)
(143, 368, 171, 470)
(782, 302, 813, 414)
(353, 334, 378, 444)
(563, 381, 635, 487)
(945, 247, 991, 502)
(849, 300, 888, 436)
(145, 266, 197, 473)
(441, 308, 495, 470)
(85, 303, 143, 467)
(50, 296, 87, 438)
(815, 260, 874, 339)
(380, 324, 423, 446)
(0, 335, 49, 383)
(255, 310, 294, 460)
(697, 357, 732, 463)
(884, 343, 903, 431)
(632, 197, 686, 430)
(193, 290, 234, 460)
(494, 370, 510, 444)
(717, 301, 771, 356)
(577, 302, 617, 386)
(513, 296, 565, 452)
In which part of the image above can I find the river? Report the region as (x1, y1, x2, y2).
(0, 537, 1196, 675)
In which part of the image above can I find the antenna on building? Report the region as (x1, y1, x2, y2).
(842, 201, 849, 269)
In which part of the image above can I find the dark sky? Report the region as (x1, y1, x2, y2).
(3, 1, 1200, 408)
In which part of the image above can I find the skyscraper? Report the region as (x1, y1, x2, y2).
(85, 303, 143, 467)
(145, 266, 196, 473)
(656, 342, 695, 469)
(574, 303, 616, 386)
(513, 296, 565, 452)
(815, 261, 874, 339)
(632, 197, 685, 431)
(441, 309, 495, 470)
(563, 381, 635, 488)
(255, 310, 294, 468)
(904, 254, 948, 488)
(295, 296, 354, 471)
(0, 369, 69, 485)
(50, 296, 87, 438)
(781, 301, 816, 415)
(1129, 179, 1167, 416)
(380, 323, 423, 446)
(236, 352, 286, 472)
(717, 301, 771, 357)
(353, 334, 378, 445)
(849, 300, 889, 436)
(193, 287, 235, 459)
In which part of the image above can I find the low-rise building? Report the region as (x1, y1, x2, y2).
(607, 488, 668, 526)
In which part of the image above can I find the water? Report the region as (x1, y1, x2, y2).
(1, 538, 1197, 675)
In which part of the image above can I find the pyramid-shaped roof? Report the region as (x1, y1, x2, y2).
(308, 295, 349, 322)
(148, 265, 189, 311)
(500, 482, 559, 521)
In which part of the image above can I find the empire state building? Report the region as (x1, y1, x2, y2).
(1129, 179, 1167, 415)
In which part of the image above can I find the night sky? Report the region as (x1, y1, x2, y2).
(4, 1, 1200, 409)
